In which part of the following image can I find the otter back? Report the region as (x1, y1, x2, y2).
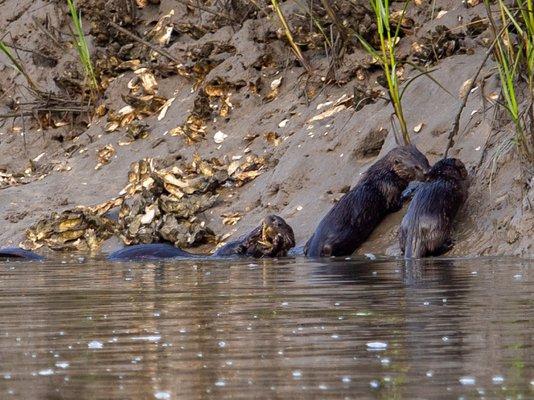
(399, 158, 468, 258)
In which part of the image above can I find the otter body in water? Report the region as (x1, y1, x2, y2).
(109, 214, 295, 260)
(0, 247, 45, 261)
(305, 145, 430, 257)
(399, 158, 468, 258)
(0, 215, 295, 261)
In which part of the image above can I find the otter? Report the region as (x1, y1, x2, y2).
(399, 157, 468, 258)
(305, 145, 430, 257)
(108, 214, 295, 260)
(0, 215, 295, 262)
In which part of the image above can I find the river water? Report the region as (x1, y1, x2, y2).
(0, 256, 532, 399)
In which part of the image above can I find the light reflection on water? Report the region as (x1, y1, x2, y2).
(0, 256, 532, 399)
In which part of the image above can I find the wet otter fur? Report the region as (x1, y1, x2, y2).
(0, 215, 295, 262)
(305, 145, 430, 257)
(0, 247, 45, 261)
(399, 158, 468, 258)
(214, 215, 295, 258)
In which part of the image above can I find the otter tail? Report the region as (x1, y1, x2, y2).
(404, 224, 424, 259)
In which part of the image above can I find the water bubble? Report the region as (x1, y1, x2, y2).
(442, 336, 449, 342)
(370, 380, 380, 389)
(55, 362, 69, 369)
(380, 358, 390, 365)
(331, 334, 339, 339)
(215, 379, 226, 387)
(132, 335, 161, 342)
(459, 376, 476, 385)
(88, 340, 103, 349)
(154, 391, 171, 399)
(3, 373, 11, 379)
(292, 370, 302, 378)
(492, 375, 504, 384)
(426, 370, 434, 377)
(423, 301, 430, 306)
(218, 341, 226, 348)
(318, 384, 328, 390)
(366, 341, 387, 350)
(38, 369, 54, 376)
(341, 376, 351, 383)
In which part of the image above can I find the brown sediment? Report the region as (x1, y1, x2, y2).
(0, 0, 531, 257)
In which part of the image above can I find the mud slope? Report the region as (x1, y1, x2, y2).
(0, 0, 532, 256)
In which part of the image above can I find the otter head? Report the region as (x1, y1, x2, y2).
(238, 215, 295, 258)
(386, 145, 430, 182)
(258, 215, 296, 257)
(426, 158, 468, 182)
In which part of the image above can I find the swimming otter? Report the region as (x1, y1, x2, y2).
(399, 157, 468, 258)
(108, 214, 295, 260)
(0, 215, 295, 262)
(305, 145, 430, 257)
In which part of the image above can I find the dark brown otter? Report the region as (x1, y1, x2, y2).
(107, 214, 295, 260)
(305, 145, 430, 257)
(1, 215, 295, 262)
(399, 157, 468, 258)
(213, 214, 296, 258)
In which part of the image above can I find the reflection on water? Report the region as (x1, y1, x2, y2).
(0, 256, 532, 399)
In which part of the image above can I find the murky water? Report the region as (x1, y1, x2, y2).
(0, 256, 532, 399)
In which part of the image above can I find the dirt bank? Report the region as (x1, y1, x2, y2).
(0, 0, 532, 257)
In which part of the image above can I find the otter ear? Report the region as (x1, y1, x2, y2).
(393, 158, 401, 165)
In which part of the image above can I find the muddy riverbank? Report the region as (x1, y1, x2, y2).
(0, 0, 532, 257)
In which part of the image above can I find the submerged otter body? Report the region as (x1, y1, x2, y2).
(0, 215, 295, 262)
(399, 158, 468, 258)
(305, 145, 430, 257)
(0, 247, 45, 261)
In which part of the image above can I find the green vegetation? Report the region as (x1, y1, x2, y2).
(353, 0, 411, 145)
(484, 0, 534, 162)
(0, 40, 39, 90)
(270, 0, 313, 73)
(66, 0, 98, 91)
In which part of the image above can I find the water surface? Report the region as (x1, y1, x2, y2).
(0, 256, 532, 399)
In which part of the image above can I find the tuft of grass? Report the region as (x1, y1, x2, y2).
(66, 0, 98, 91)
(271, 0, 313, 73)
(484, 0, 533, 162)
(0, 40, 39, 90)
(354, 0, 411, 145)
